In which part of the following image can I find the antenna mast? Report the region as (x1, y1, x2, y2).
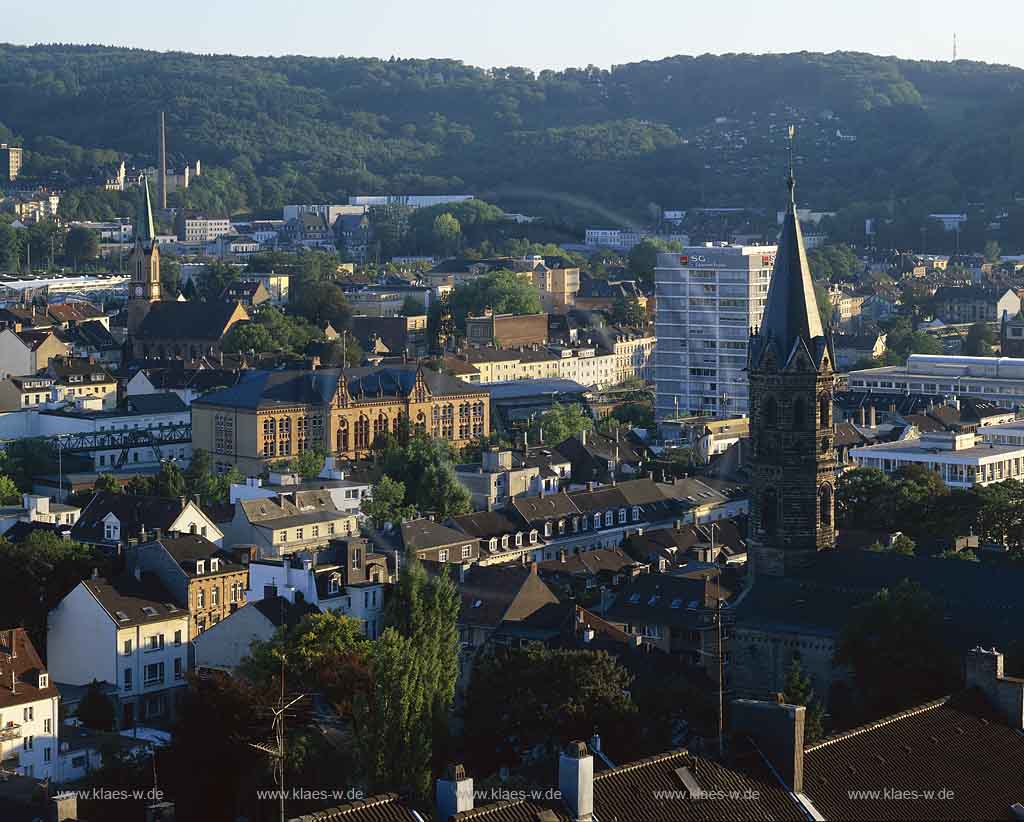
(953, 32, 958, 61)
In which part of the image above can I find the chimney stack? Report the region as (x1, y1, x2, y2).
(868, 405, 877, 428)
(857, 406, 866, 426)
(559, 741, 594, 822)
(436, 763, 474, 821)
(966, 647, 1024, 730)
(730, 698, 805, 793)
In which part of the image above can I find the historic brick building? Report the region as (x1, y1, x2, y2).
(191, 364, 489, 474)
(747, 172, 837, 576)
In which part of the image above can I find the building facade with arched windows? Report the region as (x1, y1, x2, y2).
(192, 364, 490, 475)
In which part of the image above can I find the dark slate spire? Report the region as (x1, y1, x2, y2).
(755, 164, 824, 365)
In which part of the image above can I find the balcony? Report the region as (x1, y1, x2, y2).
(0, 722, 22, 741)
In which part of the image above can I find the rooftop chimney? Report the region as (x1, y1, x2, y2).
(966, 647, 1024, 730)
(436, 763, 474, 821)
(868, 405, 877, 428)
(559, 741, 594, 822)
(857, 406, 866, 426)
(264, 584, 278, 601)
(730, 698, 805, 793)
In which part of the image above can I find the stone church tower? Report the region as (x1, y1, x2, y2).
(127, 178, 161, 337)
(747, 171, 837, 576)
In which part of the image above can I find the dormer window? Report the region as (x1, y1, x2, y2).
(618, 508, 627, 524)
(489, 538, 498, 552)
(501, 535, 509, 550)
(594, 513, 601, 530)
(604, 511, 613, 527)
(558, 519, 566, 535)
(328, 573, 341, 595)
(529, 530, 538, 544)
(196, 560, 205, 574)
(515, 532, 523, 547)
(544, 521, 552, 537)
(210, 558, 219, 573)
(632, 506, 640, 521)
(38, 674, 48, 689)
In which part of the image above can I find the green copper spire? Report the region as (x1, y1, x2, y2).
(139, 177, 156, 244)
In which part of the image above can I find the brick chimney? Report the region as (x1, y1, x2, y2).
(436, 763, 474, 821)
(966, 647, 1024, 730)
(559, 741, 594, 822)
(731, 697, 806, 793)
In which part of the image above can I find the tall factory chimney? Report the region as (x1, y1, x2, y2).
(159, 111, 168, 210)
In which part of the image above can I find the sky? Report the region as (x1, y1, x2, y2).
(5, 0, 1024, 71)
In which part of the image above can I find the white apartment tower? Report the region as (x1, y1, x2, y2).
(655, 243, 776, 419)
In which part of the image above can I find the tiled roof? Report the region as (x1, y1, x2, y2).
(605, 572, 725, 628)
(511, 494, 580, 524)
(802, 689, 1024, 821)
(124, 393, 189, 414)
(537, 548, 637, 577)
(252, 596, 319, 629)
(288, 793, 421, 821)
(458, 564, 560, 629)
(0, 628, 58, 709)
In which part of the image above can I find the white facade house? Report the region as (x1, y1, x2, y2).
(849, 430, 1024, 489)
(0, 493, 80, 535)
(849, 355, 1024, 409)
(0, 629, 60, 781)
(47, 577, 190, 727)
(654, 244, 776, 419)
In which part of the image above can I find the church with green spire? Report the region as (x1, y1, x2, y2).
(126, 178, 162, 336)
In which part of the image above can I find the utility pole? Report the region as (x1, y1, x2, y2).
(714, 572, 724, 759)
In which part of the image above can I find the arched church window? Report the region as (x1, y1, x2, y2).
(763, 395, 778, 428)
(819, 485, 833, 527)
(819, 393, 832, 427)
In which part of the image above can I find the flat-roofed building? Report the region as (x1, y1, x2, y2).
(849, 354, 1024, 408)
(849, 429, 1024, 488)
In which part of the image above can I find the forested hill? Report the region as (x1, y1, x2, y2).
(2, 44, 1024, 221)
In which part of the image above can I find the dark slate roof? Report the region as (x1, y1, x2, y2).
(67, 319, 118, 350)
(400, 518, 474, 552)
(802, 688, 1024, 821)
(735, 549, 1024, 647)
(450, 510, 523, 540)
(2, 520, 68, 543)
(151, 535, 241, 575)
(195, 365, 483, 410)
(605, 571, 725, 628)
(511, 493, 580, 524)
(137, 300, 242, 341)
(72, 492, 188, 543)
(537, 548, 637, 577)
(124, 393, 188, 414)
(752, 177, 826, 367)
(82, 574, 183, 627)
(251, 596, 319, 629)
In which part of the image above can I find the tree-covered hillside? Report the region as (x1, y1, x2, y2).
(2, 45, 1024, 225)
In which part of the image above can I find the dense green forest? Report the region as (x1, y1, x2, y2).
(2, 45, 1024, 235)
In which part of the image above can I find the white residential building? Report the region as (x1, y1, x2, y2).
(849, 430, 1024, 488)
(246, 538, 388, 638)
(654, 243, 776, 418)
(0, 628, 60, 781)
(47, 576, 190, 727)
(0, 493, 80, 535)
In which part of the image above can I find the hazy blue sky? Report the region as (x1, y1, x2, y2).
(6, 0, 1023, 71)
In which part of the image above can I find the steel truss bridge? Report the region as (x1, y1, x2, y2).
(44, 424, 193, 469)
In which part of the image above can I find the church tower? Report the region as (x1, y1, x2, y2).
(747, 165, 837, 576)
(127, 178, 161, 337)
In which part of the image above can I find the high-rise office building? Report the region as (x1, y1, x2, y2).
(654, 243, 776, 419)
(0, 143, 23, 181)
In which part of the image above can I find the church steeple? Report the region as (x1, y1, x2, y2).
(138, 177, 156, 245)
(747, 142, 837, 577)
(751, 135, 828, 371)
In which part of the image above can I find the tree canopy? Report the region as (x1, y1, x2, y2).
(447, 270, 542, 332)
